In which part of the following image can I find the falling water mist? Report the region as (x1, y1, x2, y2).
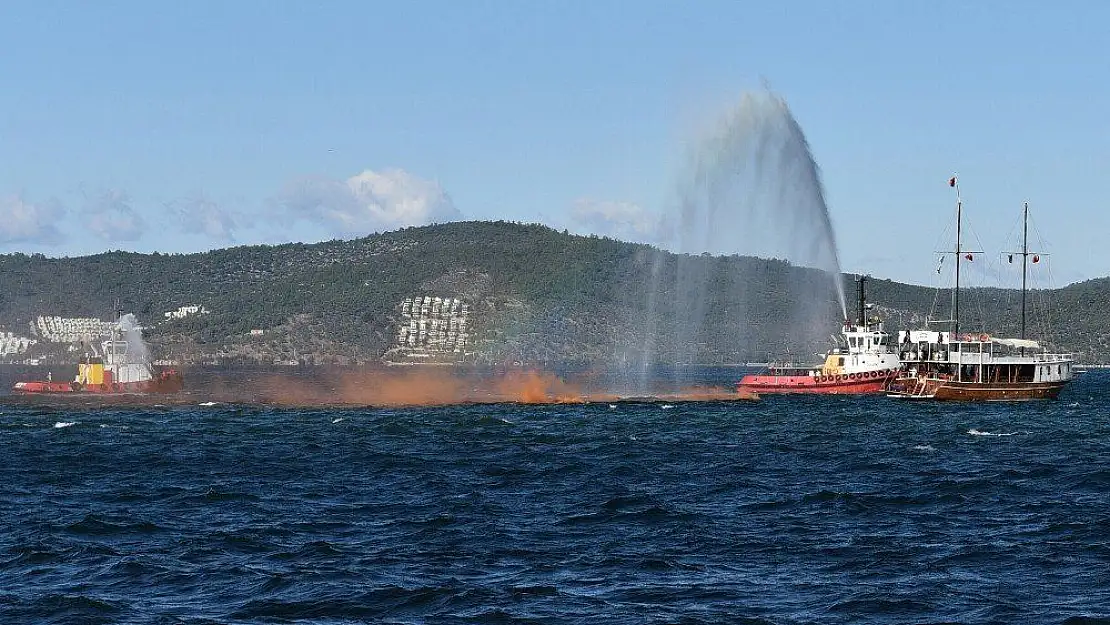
(631, 89, 847, 384)
(118, 313, 151, 364)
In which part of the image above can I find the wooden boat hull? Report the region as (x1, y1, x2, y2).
(887, 378, 1067, 401)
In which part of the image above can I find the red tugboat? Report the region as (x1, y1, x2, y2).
(737, 276, 902, 395)
(13, 313, 183, 395)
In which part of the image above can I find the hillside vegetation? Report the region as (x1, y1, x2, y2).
(0, 221, 1102, 365)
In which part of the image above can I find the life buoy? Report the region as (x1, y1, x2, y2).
(980, 334, 990, 342)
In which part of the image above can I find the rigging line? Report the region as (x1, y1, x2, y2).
(1025, 208, 1059, 347)
(928, 256, 950, 326)
(960, 216, 997, 333)
(1037, 259, 1058, 347)
(926, 200, 959, 326)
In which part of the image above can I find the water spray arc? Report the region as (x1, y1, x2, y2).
(635, 89, 847, 380)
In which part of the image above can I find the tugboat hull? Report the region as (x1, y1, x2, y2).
(738, 370, 899, 395)
(13, 370, 184, 395)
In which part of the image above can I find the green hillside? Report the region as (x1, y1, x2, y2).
(0, 221, 1099, 365)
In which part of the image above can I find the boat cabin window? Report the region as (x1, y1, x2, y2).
(837, 357, 845, 367)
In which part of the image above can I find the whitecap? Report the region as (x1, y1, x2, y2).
(331, 418, 344, 424)
(608, 404, 617, 410)
(54, 421, 76, 429)
(912, 444, 935, 452)
(1068, 402, 1080, 408)
(968, 428, 1021, 437)
(660, 404, 676, 410)
(198, 401, 219, 407)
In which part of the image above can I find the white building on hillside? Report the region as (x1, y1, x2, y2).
(164, 305, 210, 320)
(388, 296, 471, 361)
(0, 331, 36, 356)
(35, 316, 116, 343)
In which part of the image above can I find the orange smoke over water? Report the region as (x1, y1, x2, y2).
(246, 369, 754, 408)
(254, 369, 588, 407)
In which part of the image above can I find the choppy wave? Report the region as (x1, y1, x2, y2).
(1, 372, 1109, 623)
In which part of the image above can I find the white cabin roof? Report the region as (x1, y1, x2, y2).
(991, 337, 1040, 349)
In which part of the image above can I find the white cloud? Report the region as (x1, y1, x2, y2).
(0, 195, 66, 244)
(276, 168, 462, 236)
(570, 199, 663, 243)
(85, 189, 145, 241)
(175, 197, 239, 241)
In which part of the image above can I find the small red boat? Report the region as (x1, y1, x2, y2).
(13, 313, 183, 395)
(738, 276, 902, 395)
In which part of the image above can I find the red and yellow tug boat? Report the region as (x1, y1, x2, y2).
(737, 276, 902, 395)
(13, 313, 183, 395)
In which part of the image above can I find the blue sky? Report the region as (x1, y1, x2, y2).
(1, 1, 1107, 287)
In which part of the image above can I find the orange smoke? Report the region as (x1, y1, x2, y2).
(493, 370, 592, 404)
(221, 368, 756, 408)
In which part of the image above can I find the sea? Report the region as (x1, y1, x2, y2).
(2, 367, 1109, 624)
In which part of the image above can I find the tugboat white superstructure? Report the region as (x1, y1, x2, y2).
(737, 276, 902, 394)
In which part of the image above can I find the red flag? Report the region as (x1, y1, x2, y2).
(949, 176, 957, 187)
(965, 253, 973, 261)
(1033, 255, 1040, 263)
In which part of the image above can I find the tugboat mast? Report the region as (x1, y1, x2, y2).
(856, 275, 867, 327)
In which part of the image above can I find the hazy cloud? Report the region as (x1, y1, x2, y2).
(0, 195, 66, 244)
(276, 168, 462, 236)
(85, 190, 145, 241)
(570, 199, 663, 243)
(175, 197, 240, 241)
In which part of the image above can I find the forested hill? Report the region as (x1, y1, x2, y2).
(0, 221, 1103, 365)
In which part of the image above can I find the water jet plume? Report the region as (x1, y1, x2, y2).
(635, 88, 847, 378)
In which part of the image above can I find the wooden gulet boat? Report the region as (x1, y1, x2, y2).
(886, 178, 1074, 401)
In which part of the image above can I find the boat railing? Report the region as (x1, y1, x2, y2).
(1034, 352, 1075, 363)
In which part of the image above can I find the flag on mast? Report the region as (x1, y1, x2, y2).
(949, 176, 957, 187)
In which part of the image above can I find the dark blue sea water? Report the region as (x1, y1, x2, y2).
(3, 370, 1110, 624)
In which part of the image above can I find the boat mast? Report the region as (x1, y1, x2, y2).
(856, 275, 867, 327)
(1021, 201, 1028, 343)
(952, 177, 962, 338)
